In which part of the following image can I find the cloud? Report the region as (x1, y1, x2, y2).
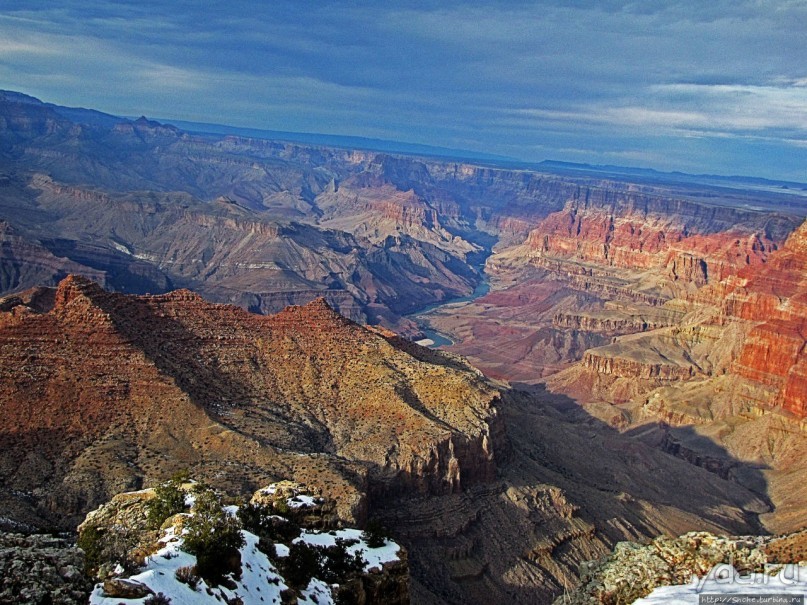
(0, 1, 806, 179)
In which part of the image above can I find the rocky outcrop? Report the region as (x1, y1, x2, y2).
(379, 389, 766, 605)
(0, 276, 503, 529)
(665, 250, 708, 285)
(734, 320, 805, 388)
(101, 577, 154, 599)
(24, 175, 481, 324)
(659, 431, 740, 480)
(0, 219, 107, 295)
(523, 200, 780, 274)
(315, 176, 478, 258)
(547, 219, 807, 418)
(553, 308, 680, 336)
(782, 357, 807, 418)
(582, 348, 699, 381)
(79, 483, 410, 605)
(527, 258, 669, 306)
(335, 555, 410, 605)
(555, 531, 780, 605)
(7, 89, 801, 343)
(0, 276, 773, 604)
(724, 222, 807, 416)
(249, 481, 339, 530)
(0, 533, 92, 605)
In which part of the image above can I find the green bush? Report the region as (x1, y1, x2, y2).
(319, 538, 366, 583)
(77, 525, 103, 573)
(237, 501, 274, 535)
(170, 469, 191, 483)
(278, 542, 322, 589)
(77, 523, 140, 576)
(275, 538, 366, 589)
(361, 519, 389, 549)
(237, 501, 301, 545)
(181, 487, 245, 585)
(273, 499, 291, 517)
(146, 479, 186, 529)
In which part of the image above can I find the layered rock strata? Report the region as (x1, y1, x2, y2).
(0, 275, 502, 529)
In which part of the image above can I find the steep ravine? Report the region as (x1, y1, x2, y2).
(0, 278, 769, 605)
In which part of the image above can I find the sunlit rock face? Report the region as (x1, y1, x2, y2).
(0, 275, 502, 529)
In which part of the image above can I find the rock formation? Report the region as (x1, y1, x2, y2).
(0, 533, 92, 604)
(0, 275, 502, 530)
(2, 90, 807, 604)
(4, 89, 800, 340)
(76, 481, 409, 605)
(0, 278, 771, 604)
(556, 530, 807, 605)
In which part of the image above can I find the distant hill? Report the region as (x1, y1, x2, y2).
(537, 159, 807, 196)
(3, 89, 806, 192)
(159, 118, 516, 163)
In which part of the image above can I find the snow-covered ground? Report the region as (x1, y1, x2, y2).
(294, 527, 400, 573)
(90, 527, 289, 605)
(634, 564, 807, 604)
(89, 509, 400, 605)
(287, 494, 318, 509)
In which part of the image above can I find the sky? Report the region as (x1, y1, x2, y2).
(1, 1, 806, 180)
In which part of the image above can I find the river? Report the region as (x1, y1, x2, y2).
(407, 277, 490, 348)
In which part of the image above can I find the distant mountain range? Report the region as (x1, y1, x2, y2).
(5, 89, 805, 193)
(536, 159, 807, 196)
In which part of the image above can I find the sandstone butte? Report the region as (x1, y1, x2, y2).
(0, 275, 777, 604)
(426, 192, 806, 420)
(415, 199, 807, 536)
(0, 274, 504, 529)
(541, 216, 807, 419)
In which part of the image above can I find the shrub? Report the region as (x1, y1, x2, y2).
(77, 523, 141, 576)
(237, 501, 301, 544)
(146, 479, 186, 529)
(144, 593, 172, 605)
(335, 587, 361, 605)
(77, 525, 103, 573)
(258, 535, 276, 559)
(319, 538, 366, 583)
(275, 539, 367, 589)
(237, 501, 273, 535)
(361, 519, 388, 549)
(273, 499, 291, 517)
(278, 542, 322, 589)
(170, 469, 191, 483)
(175, 565, 200, 590)
(181, 487, 245, 585)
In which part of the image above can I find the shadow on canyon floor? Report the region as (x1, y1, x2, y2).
(379, 381, 772, 605)
(508, 382, 771, 524)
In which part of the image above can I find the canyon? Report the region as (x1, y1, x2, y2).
(0, 276, 769, 604)
(421, 174, 807, 537)
(1, 90, 806, 603)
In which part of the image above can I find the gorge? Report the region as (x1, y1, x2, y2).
(1, 90, 806, 604)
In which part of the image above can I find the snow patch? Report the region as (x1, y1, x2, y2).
(293, 527, 400, 572)
(286, 494, 317, 509)
(90, 530, 288, 605)
(88, 505, 401, 604)
(299, 578, 335, 605)
(634, 564, 807, 604)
